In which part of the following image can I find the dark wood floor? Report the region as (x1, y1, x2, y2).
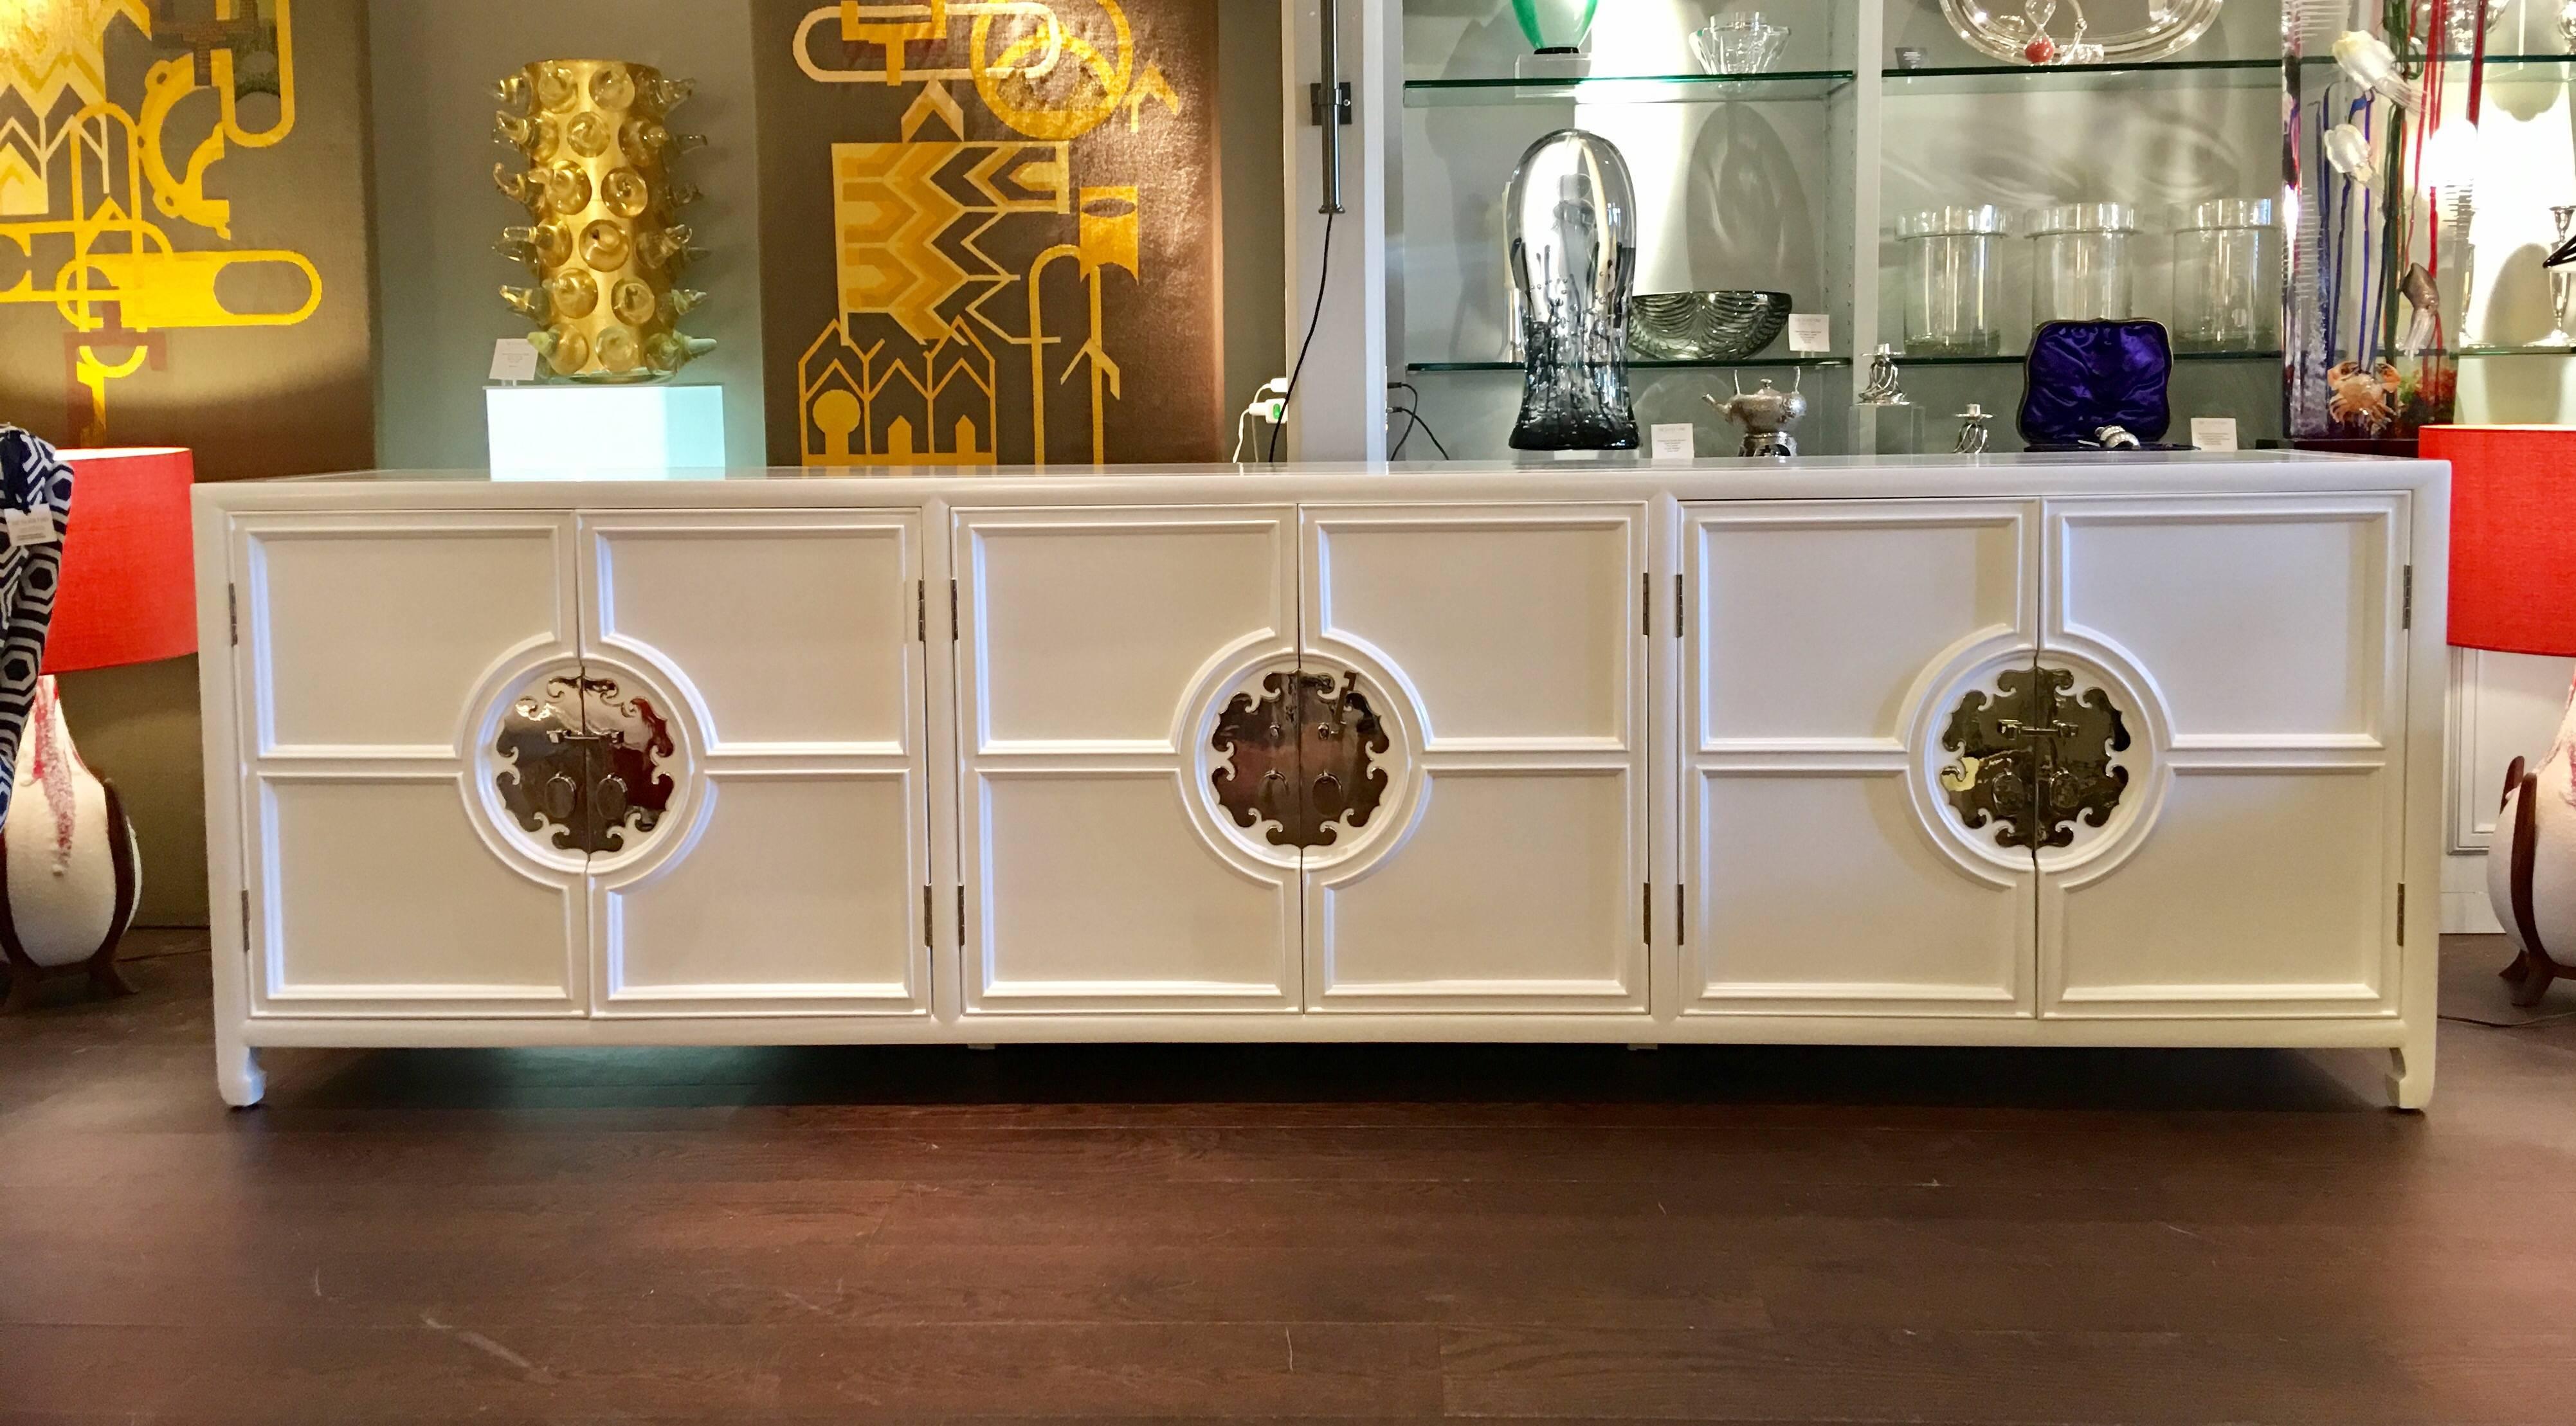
(6, 934, 2576, 1424)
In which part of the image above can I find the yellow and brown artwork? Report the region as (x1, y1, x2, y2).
(756, 0, 1221, 466)
(0, 0, 324, 445)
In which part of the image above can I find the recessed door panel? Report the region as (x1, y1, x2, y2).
(1695, 772, 2027, 1011)
(1312, 518, 1631, 744)
(581, 511, 929, 1016)
(1685, 502, 2039, 1016)
(2055, 507, 2384, 740)
(259, 779, 580, 1011)
(957, 507, 1300, 1012)
(600, 775, 921, 1010)
(1317, 769, 1634, 998)
(592, 519, 914, 749)
(1303, 505, 1648, 1012)
(246, 518, 570, 756)
(233, 513, 586, 1016)
(2040, 495, 2409, 1018)
(2053, 770, 2390, 1005)
(979, 772, 1297, 998)
(972, 518, 1290, 747)
(1698, 512, 2027, 743)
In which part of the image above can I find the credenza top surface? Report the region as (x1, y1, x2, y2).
(195, 453, 2447, 514)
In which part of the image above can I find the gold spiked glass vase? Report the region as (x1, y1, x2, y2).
(494, 59, 714, 382)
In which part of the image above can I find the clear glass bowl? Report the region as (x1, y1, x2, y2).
(1689, 14, 1791, 75)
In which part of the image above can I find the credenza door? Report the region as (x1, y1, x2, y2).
(1683, 501, 2040, 1017)
(954, 505, 1303, 1013)
(1298, 503, 1651, 1013)
(231, 512, 588, 1017)
(579, 510, 930, 1018)
(2035, 494, 2411, 1020)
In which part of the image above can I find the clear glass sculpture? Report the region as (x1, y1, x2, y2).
(1512, 0, 1599, 53)
(1506, 129, 1639, 452)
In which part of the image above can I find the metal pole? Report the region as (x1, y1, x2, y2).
(1314, 0, 1347, 215)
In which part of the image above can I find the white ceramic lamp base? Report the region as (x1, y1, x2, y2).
(2491, 680, 2576, 1006)
(0, 677, 141, 1011)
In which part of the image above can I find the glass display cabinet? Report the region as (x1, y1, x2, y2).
(1361, 0, 2299, 459)
(1293, 1, 2576, 462)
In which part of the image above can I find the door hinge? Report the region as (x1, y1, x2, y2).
(1675, 573, 1685, 640)
(239, 889, 250, 950)
(916, 580, 926, 642)
(1642, 882, 1652, 943)
(1676, 883, 1685, 946)
(956, 884, 966, 946)
(1640, 573, 1650, 637)
(228, 584, 239, 646)
(950, 579, 959, 641)
(923, 885, 932, 947)
(2401, 565, 2413, 630)
(2397, 883, 2407, 944)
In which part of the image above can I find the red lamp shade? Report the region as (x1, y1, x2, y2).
(2428, 425, 2576, 659)
(46, 447, 197, 674)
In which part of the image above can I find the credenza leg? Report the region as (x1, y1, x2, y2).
(2384, 1046, 2431, 1112)
(218, 1041, 266, 1109)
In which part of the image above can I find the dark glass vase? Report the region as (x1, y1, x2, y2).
(1506, 129, 1639, 451)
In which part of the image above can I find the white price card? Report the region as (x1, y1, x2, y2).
(1649, 423, 1696, 462)
(489, 338, 541, 384)
(5, 509, 56, 550)
(2190, 416, 2240, 453)
(1786, 312, 1831, 354)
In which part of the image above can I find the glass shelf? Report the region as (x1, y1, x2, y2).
(1896, 350, 2284, 367)
(1402, 69, 1856, 108)
(1883, 58, 2280, 96)
(2455, 345, 2576, 357)
(2296, 51, 2576, 69)
(2296, 53, 2576, 88)
(1408, 354, 1850, 373)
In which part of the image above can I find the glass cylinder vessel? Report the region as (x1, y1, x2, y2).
(1898, 206, 2011, 357)
(1506, 129, 1638, 451)
(2028, 203, 2139, 324)
(2172, 199, 2280, 353)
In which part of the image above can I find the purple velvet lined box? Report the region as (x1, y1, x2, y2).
(2017, 320, 2184, 450)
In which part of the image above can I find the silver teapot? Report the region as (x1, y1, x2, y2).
(1706, 375, 1806, 457)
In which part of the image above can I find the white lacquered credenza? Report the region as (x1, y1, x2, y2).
(194, 455, 2449, 1107)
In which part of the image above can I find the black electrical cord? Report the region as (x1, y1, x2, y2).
(1386, 382, 1451, 460)
(1269, 210, 1336, 464)
(2441, 1009, 2576, 1029)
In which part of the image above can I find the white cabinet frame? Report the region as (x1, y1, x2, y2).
(195, 459, 2449, 1113)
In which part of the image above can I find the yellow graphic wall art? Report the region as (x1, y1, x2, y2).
(0, 0, 324, 444)
(756, 0, 1221, 467)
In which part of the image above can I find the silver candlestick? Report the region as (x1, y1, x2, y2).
(1954, 403, 1993, 455)
(2537, 204, 2576, 348)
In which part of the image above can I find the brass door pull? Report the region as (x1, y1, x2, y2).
(1211, 671, 1392, 849)
(1940, 665, 2129, 851)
